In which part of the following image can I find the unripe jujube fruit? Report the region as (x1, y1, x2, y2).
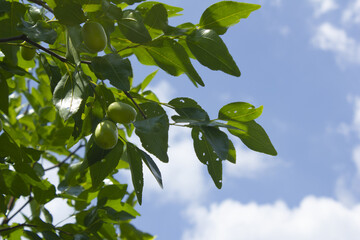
(94, 120, 118, 150)
(107, 102, 137, 124)
(82, 22, 107, 53)
(20, 46, 36, 61)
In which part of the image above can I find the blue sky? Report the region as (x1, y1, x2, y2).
(127, 0, 360, 239)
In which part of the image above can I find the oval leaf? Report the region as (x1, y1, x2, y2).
(218, 102, 263, 122)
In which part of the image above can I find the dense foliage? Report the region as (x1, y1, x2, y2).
(0, 0, 277, 238)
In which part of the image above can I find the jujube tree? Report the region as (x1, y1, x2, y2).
(0, 0, 277, 238)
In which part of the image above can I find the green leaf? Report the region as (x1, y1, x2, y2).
(120, 223, 154, 240)
(141, 69, 158, 91)
(66, 25, 82, 66)
(89, 141, 124, 188)
(169, 97, 209, 122)
(144, 4, 168, 31)
(200, 126, 230, 160)
(91, 53, 132, 91)
(228, 120, 277, 156)
(191, 127, 222, 189)
(199, 1, 261, 35)
(134, 102, 169, 163)
(53, 70, 90, 121)
(126, 143, 143, 205)
(137, 1, 183, 18)
(186, 29, 240, 76)
(139, 149, 163, 188)
(227, 140, 236, 164)
(39, 55, 62, 93)
(218, 102, 263, 122)
(118, 10, 152, 43)
(17, 20, 57, 44)
(33, 180, 56, 204)
(54, 1, 86, 26)
(98, 184, 127, 203)
(146, 39, 204, 87)
(0, 76, 9, 114)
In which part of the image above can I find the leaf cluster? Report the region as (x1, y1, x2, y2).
(0, 0, 275, 238)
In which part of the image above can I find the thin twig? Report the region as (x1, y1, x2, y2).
(124, 91, 147, 119)
(44, 144, 84, 171)
(0, 223, 37, 233)
(27, 0, 54, 13)
(1, 197, 33, 225)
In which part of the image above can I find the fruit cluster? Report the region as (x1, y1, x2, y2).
(94, 102, 137, 150)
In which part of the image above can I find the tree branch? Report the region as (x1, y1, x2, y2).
(44, 144, 84, 171)
(28, 0, 54, 14)
(124, 91, 147, 119)
(0, 223, 37, 233)
(1, 197, 33, 225)
(0, 34, 92, 65)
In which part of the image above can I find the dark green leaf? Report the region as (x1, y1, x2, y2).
(134, 102, 169, 163)
(0, 76, 9, 114)
(120, 223, 154, 240)
(54, 2, 86, 26)
(186, 29, 240, 76)
(91, 53, 132, 91)
(228, 120, 277, 156)
(126, 143, 143, 205)
(33, 180, 56, 204)
(200, 126, 229, 160)
(89, 141, 124, 188)
(144, 4, 168, 31)
(66, 25, 83, 66)
(191, 127, 222, 189)
(39, 55, 62, 93)
(146, 39, 204, 86)
(137, 2, 183, 18)
(218, 102, 263, 122)
(17, 20, 57, 44)
(227, 140, 236, 164)
(169, 97, 209, 122)
(53, 70, 90, 121)
(98, 184, 127, 202)
(199, 1, 261, 35)
(118, 10, 152, 43)
(139, 149, 163, 188)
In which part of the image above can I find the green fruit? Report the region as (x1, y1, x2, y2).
(107, 102, 137, 124)
(20, 46, 36, 61)
(82, 22, 107, 52)
(94, 120, 118, 150)
(28, 6, 43, 22)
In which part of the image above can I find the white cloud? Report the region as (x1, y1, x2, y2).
(311, 22, 360, 65)
(225, 145, 283, 179)
(308, 0, 338, 17)
(342, 0, 360, 24)
(148, 80, 176, 103)
(337, 95, 360, 137)
(142, 123, 211, 204)
(183, 196, 360, 240)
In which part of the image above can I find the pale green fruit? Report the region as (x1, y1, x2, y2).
(94, 120, 118, 150)
(82, 22, 107, 52)
(20, 46, 36, 61)
(107, 102, 137, 124)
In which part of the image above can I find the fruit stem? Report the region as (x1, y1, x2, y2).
(124, 91, 147, 119)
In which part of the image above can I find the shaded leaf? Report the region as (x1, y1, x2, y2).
(139, 149, 163, 188)
(54, 2, 86, 26)
(186, 29, 240, 76)
(17, 20, 57, 44)
(0, 76, 9, 114)
(191, 127, 222, 189)
(145, 39, 204, 86)
(91, 53, 132, 91)
(118, 10, 152, 43)
(126, 143, 143, 205)
(134, 102, 169, 163)
(144, 3, 168, 31)
(137, 2, 183, 18)
(169, 97, 209, 122)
